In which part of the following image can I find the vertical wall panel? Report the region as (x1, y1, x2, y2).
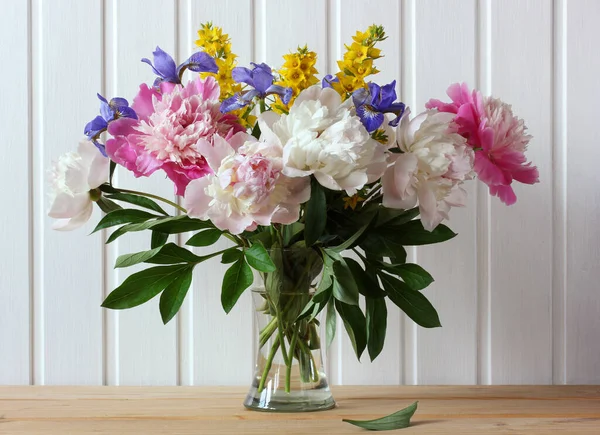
(565, 0, 600, 384)
(182, 0, 255, 385)
(414, 0, 478, 385)
(33, 0, 104, 384)
(104, 0, 179, 385)
(489, 0, 553, 384)
(0, 0, 31, 385)
(332, 0, 403, 385)
(259, 0, 328, 72)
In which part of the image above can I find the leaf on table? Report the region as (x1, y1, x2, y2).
(342, 401, 418, 431)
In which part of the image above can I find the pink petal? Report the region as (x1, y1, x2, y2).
(184, 177, 212, 219)
(132, 84, 161, 121)
(490, 184, 517, 205)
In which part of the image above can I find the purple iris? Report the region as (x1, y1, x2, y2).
(321, 74, 339, 89)
(84, 94, 137, 156)
(142, 46, 218, 87)
(220, 63, 293, 113)
(352, 80, 406, 133)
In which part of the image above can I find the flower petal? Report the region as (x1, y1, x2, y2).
(52, 203, 93, 231)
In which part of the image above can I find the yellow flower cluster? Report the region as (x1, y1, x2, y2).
(195, 22, 241, 99)
(272, 46, 319, 114)
(195, 23, 255, 127)
(331, 24, 385, 98)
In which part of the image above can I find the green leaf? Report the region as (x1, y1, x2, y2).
(104, 216, 212, 243)
(304, 177, 327, 246)
(247, 230, 273, 248)
(376, 206, 419, 227)
(146, 216, 213, 234)
(221, 258, 253, 313)
(360, 232, 407, 262)
(145, 243, 205, 265)
(335, 300, 367, 360)
(384, 263, 434, 291)
(101, 264, 189, 309)
(93, 209, 159, 233)
(244, 242, 276, 272)
(221, 248, 242, 264)
(326, 299, 337, 349)
(331, 258, 360, 306)
(391, 220, 457, 246)
(250, 121, 261, 139)
(366, 297, 387, 361)
(96, 197, 122, 214)
(379, 273, 441, 328)
(283, 222, 304, 246)
(329, 209, 376, 253)
(343, 401, 418, 431)
(115, 246, 163, 269)
(159, 265, 194, 324)
(186, 229, 222, 247)
(151, 231, 169, 249)
(106, 192, 168, 216)
(345, 257, 387, 299)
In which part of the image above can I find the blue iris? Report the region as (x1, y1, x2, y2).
(84, 94, 137, 156)
(321, 74, 339, 89)
(220, 63, 293, 113)
(142, 46, 218, 87)
(352, 80, 406, 133)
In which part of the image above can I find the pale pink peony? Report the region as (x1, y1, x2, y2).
(106, 76, 244, 195)
(184, 127, 310, 234)
(426, 83, 539, 205)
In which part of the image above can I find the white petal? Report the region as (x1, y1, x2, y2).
(87, 151, 110, 189)
(48, 192, 91, 219)
(313, 171, 342, 191)
(52, 203, 93, 231)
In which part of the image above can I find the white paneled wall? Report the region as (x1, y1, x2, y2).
(1, 0, 599, 386)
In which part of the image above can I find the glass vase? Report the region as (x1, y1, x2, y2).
(243, 247, 335, 412)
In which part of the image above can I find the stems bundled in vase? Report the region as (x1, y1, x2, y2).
(49, 23, 539, 412)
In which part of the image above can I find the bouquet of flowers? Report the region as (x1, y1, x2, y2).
(49, 23, 538, 414)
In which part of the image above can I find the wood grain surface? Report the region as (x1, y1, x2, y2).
(1, 386, 598, 434)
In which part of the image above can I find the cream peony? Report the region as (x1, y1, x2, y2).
(263, 86, 387, 195)
(382, 110, 473, 231)
(48, 140, 109, 231)
(184, 130, 310, 234)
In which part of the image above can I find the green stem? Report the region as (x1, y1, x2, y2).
(259, 317, 278, 348)
(260, 99, 267, 113)
(276, 314, 291, 367)
(286, 327, 299, 393)
(297, 338, 320, 383)
(258, 336, 280, 393)
(117, 188, 187, 214)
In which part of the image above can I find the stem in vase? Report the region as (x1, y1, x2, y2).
(285, 327, 299, 393)
(258, 336, 280, 393)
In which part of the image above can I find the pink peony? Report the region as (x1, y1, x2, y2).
(106, 76, 244, 195)
(426, 83, 539, 205)
(184, 126, 310, 234)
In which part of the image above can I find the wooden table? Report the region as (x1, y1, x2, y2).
(1, 386, 599, 434)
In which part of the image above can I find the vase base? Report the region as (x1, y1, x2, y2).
(243, 384, 336, 413)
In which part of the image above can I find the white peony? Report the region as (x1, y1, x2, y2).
(48, 140, 109, 231)
(262, 86, 387, 195)
(382, 109, 474, 230)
